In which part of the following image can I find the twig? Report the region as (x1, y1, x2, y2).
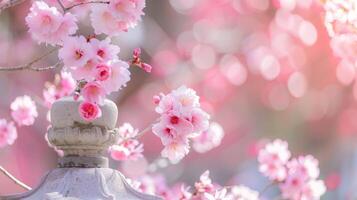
(56, 0, 66, 12)
(0, 166, 31, 191)
(0, 47, 61, 72)
(65, 1, 109, 11)
(136, 125, 152, 139)
(0, 0, 28, 13)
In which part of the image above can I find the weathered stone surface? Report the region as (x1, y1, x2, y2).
(1, 98, 162, 200)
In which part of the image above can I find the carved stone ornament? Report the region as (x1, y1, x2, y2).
(1, 97, 162, 200)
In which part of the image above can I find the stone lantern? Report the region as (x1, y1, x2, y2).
(1, 97, 162, 200)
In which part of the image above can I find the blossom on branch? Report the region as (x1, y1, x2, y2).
(26, 1, 78, 45)
(109, 123, 144, 161)
(90, 0, 145, 35)
(152, 86, 210, 163)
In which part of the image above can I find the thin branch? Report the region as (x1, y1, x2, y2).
(0, 166, 31, 191)
(0, 0, 28, 13)
(0, 47, 61, 72)
(65, 1, 109, 11)
(56, 0, 66, 12)
(136, 125, 152, 139)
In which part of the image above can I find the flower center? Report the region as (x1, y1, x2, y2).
(75, 50, 84, 60)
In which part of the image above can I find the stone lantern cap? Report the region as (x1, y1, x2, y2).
(1, 97, 162, 200)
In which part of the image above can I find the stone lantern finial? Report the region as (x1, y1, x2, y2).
(2, 97, 162, 200)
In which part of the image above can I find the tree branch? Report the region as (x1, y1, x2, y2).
(0, 166, 31, 191)
(0, 47, 61, 72)
(56, 0, 66, 13)
(64, 1, 109, 11)
(0, 0, 28, 13)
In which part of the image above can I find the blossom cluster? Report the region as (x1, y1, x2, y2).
(109, 123, 144, 161)
(25, 0, 145, 45)
(24, 0, 150, 121)
(0, 96, 38, 148)
(152, 86, 210, 163)
(129, 170, 260, 200)
(258, 139, 326, 200)
(58, 35, 131, 120)
(323, 0, 357, 89)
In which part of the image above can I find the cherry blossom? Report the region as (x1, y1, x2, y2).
(90, 0, 145, 35)
(25, 1, 78, 45)
(0, 119, 17, 148)
(152, 86, 210, 162)
(43, 71, 76, 108)
(192, 122, 224, 153)
(90, 38, 120, 63)
(258, 139, 291, 181)
(94, 64, 112, 81)
(194, 170, 215, 195)
(58, 36, 94, 68)
(99, 60, 131, 94)
(78, 101, 102, 121)
(10, 95, 38, 126)
(81, 81, 106, 105)
(324, 0, 357, 37)
(228, 185, 260, 200)
(109, 123, 144, 161)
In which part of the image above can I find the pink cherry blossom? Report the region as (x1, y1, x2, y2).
(258, 139, 291, 181)
(300, 180, 326, 200)
(100, 60, 131, 94)
(43, 71, 76, 107)
(90, 0, 145, 35)
(81, 81, 106, 104)
(94, 63, 112, 81)
(90, 38, 120, 62)
(161, 138, 190, 163)
(78, 101, 102, 121)
(192, 122, 224, 153)
(25, 1, 78, 45)
(10, 95, 38, 126)
(203, 189, 228, 200)
(108, 0, 145, 21)
(185, 108, 210, 134)
(280, 176, 326, 200)
(109, 123, 143, 161)
(287, 155, 320, 181)
(0, 119, 17, 148)
(152, 122, 179, 145)
(194, 170, 215, 194)
(58, 36, 94, 68)
(229, 185, 260, 200)
(152, 86, 210, 162)
(90, 5, 127, 35)
(69, 58, 97, 81)
(324, 0, 357, 37)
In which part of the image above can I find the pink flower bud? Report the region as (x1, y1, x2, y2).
(140, 63, 152, 73)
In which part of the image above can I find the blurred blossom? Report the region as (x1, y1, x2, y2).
(287, 72, 307, 98)
(0, 119, 17, 148)
(10, 95, 38, 126)
(191, 44, 217, 70)
(192, 122, 224, 153)
(219, 54, 247, 86)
